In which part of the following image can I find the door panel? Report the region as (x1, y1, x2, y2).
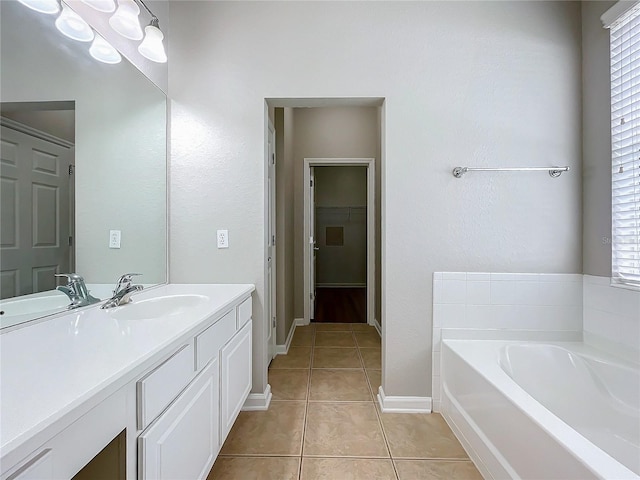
(0, 126, 71, 298)
(309, 167, 316, 320)
(267, 123, 276, 360)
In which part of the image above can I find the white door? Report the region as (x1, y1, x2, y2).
(0, 124, 72, 298)
(309, 167, 316, 321)
(138, 358, 220, 480)
(266, 122, 276, 361)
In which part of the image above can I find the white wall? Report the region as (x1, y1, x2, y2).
(2, 110, 75, 144)
(582, 1, 615, 277)
(168, 1, 582, 398)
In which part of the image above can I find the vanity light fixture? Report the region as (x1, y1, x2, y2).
(17, 0, 167, 64)
(138, 17, 167, 63)
(55, 2, 95, 42)
(80, 0, 116, 13)
(109, 0, 143, 40)
(90, 33, 122, 64)
(16, 0, 60, 14)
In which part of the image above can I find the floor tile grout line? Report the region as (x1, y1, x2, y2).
(298, 323, 316, 479)
(362, 335, 400, 480)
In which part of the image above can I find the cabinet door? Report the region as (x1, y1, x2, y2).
(220, 321, 252, 441)
(139, 358, 219, 480)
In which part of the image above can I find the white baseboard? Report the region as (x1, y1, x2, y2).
(377, 386, 432, 413)
(295, 317, 307, 327)
(242, 384, 272, 411)
(372, 318, 381, 336)
(276, 321, 296, 355)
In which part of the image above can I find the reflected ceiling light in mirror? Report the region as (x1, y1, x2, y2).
(56, 2, 95, 42)
(90, 34, 121, 64)
(138, 18, 166, 63)
(109, 0, 143, 40)
(80, 0, 115, 13)
(17, 0, 60, 14)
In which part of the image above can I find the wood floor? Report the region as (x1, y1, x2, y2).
(313, 287, 366, 323)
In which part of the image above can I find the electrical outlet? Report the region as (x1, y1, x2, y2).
(109, 230, 121, 249)
(217, 229, 229, 249)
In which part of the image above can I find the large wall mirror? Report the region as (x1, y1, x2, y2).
(0, 0, 167, 328)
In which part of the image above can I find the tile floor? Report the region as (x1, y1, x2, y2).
(208, 323, 483, 480)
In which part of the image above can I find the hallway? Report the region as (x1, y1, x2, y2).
(208, 323, 481, 479)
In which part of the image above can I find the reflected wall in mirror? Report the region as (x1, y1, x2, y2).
(0, 0, 167, 328)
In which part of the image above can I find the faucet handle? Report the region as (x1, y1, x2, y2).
(115, 273, 142, 291)
(117, 273, 142, 283)
(55, 273, 84, 284)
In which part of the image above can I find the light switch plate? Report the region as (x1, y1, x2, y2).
(217, 229, 229, 249)
(109, 230, 121, 249)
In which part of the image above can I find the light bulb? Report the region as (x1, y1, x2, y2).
(80, 0, 115, 13)
(138, 23, 167, 63)
(109, 0, 143, 41)
(16, 0, 60, 14)
(55, 3, 94, 42)
(90, 34, 121, 64)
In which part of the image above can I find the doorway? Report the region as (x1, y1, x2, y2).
(303, 159, 375, 326)
(266, 100, 383, 362)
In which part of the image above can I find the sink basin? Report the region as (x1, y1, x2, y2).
(0, 292, 70, 317)
(107, 294, 209, 321)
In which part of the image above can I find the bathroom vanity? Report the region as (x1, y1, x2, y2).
(0, 284, 254, 480)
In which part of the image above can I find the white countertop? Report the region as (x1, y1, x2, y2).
(0, 283, 254, 466)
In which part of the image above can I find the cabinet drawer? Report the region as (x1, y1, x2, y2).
(195, 309, 236, 371)
(5, 449, 52, 480)
(137, 344, 194, 430)
(237, 297, 252, 329)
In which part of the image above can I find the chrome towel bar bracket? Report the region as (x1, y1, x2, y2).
(452, 166, 570, 178)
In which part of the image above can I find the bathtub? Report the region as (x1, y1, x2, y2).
(441, 340, 640, 479)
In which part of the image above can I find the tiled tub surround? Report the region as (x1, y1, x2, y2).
(432, 272, 584, 411)
(583, 275, 640, 363)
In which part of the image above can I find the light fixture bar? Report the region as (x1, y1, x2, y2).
(136, 0, 156, 21)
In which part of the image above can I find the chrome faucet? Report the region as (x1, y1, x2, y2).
(55, 273, 101, 309)
(101, 273, 143, 309)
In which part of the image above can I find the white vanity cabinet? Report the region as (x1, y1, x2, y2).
(0, 285, 254, 480)
(137, 295, 253, 480)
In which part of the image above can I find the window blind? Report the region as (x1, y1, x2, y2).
(610, 4, 640, 287)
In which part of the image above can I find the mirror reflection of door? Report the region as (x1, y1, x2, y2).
(0, 104, 75, 299)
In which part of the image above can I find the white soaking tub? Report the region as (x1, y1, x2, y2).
(441, 340, 640, 480)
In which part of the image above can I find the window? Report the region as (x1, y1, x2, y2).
(606, 2, 640, 287)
